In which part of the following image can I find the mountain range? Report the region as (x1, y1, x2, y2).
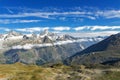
(65, 33, 120, 66)
(0, 30, 105, 65)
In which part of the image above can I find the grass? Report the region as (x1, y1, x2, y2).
(0, 63, 55, 80)
(0, 63, 120, 80)
(0, 63, 87, 80)
(94, 71, 120, 80)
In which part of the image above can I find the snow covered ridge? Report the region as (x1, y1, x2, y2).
(0, 30, 105, 50)
(11, 38, 103, 50)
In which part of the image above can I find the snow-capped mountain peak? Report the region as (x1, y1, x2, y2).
(8, 30, 22, 36)
(0, 30, 106, 50)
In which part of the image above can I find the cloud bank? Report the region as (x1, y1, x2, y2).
(74, 26, 120, 31)
(0, 26, 120, 33)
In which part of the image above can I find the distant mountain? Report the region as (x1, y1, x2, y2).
(64, 33, 120, 66)
(42, 36, 53, 43)
(0, 30, 105, 65)
(4, 31, 22, 40)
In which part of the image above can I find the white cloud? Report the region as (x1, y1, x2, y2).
(74, 26, 91, 31)
(6, 8, 14, 14)
(91, 26, 111, 30)
(0, 19, 41, 24)
(5, 26, 120, 33)
(0, 11, 94, 20)
(96, 10, 120, 19)
(16, 27, 49, 32)
(0, 27, 11, 32)
(91, 26, 120, 30)
(74, 26, 120, 31)
(1, 7, 120, 20)
(16, 20, 41, 23)
(16, 26, 71, 32)
(87, 16, 96, 20)
(0, 12, 85, 18)
(52, 27, 71, 31)
(74, 27, 86, 31)
(64, 31, 119, 37)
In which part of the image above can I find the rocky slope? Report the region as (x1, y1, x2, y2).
(65, 33, 120, 66)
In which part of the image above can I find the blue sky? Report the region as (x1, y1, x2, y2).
(0, 0, 120, 34)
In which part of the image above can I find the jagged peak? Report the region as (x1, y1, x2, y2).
(7, 30, 22, 36)
(40, 29, 49, 36)
(42, 35, 53, 43)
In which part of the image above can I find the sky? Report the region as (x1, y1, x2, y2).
(0, 0, 120, 35)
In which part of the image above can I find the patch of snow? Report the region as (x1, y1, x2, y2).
(10, 37, 104, 50)
(6, 36, 23, 40)
(79, 44, 85, 49)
